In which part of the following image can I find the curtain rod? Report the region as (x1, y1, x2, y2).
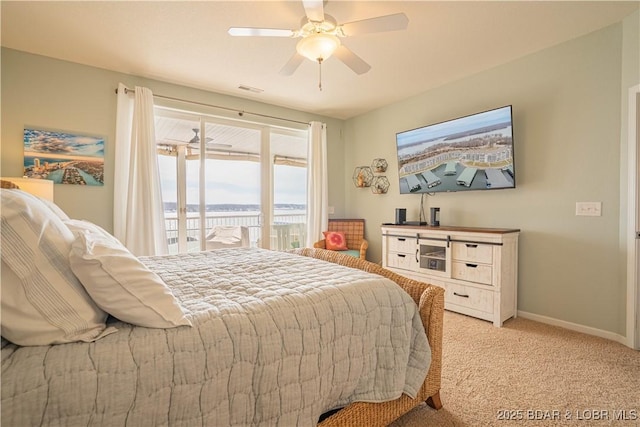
(115, 87, 310, 126)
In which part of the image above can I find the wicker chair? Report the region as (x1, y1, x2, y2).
(313, 218, 368, 259)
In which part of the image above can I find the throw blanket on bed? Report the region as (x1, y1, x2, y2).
(2, 248, 430, 426)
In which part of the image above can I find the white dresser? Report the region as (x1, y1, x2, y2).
(381, 225, 520, 327)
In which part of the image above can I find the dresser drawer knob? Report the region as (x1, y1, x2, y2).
(465, 263, 478, 268)
(453, 292, 470, 298)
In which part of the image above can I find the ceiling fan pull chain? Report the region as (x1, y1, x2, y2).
(318, 58, 323, 91)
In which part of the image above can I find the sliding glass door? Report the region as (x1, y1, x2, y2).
(155, 112, 200, 253)
(271, 128, 308, 250)
(201, 121, 262, 248)
(155, 108, 307, 254)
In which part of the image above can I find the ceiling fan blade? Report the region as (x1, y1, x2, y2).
(334, 45, 371, 75)
(189, 143, 232, 150)
(279, 53, 305, 76)
(228, 27, 295, 37)
(157, 139, 189, 146)
(302, 0, 324, 22)
(340, 13, 409, 36)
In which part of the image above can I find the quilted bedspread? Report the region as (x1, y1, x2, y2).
(1, 248, 430, 426)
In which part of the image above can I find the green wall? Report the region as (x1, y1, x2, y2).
(343, 18, 639, 336)
(0, 48, 346, 231)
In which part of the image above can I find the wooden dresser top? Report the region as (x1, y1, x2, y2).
(381, 224, 520, 234)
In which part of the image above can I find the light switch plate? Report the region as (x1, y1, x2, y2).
(576, 202, 602, 216)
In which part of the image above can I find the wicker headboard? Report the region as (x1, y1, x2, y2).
(0, 180, 20, 189)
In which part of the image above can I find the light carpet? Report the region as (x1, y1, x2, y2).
(391, 311, 640, 426)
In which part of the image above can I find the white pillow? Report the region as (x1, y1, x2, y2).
(38, 196, 71, 221)
(0, 190, 115, 346)
(66, 219, 192, 329)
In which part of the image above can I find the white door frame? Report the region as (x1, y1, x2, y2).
(626, 84, 639, 350)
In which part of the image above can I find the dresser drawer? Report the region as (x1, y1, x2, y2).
(452, 242, 493, 264)
(387, 251, 415, 271)
(387, 235, 416, 253)
(451, 261, 492, 285)
(444, 282, 493, 313)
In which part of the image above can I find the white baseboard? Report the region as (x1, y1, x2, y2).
(517, 310, 628, 346)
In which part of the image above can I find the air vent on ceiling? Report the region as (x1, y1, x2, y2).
(238, 84, 264, 93)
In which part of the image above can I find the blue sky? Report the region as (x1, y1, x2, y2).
(396, 106, 512, 148)
(24, 128, 104, 158)
(158, 156, 307, 205)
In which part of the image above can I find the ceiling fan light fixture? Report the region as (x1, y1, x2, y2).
(296, 33, 340, 62)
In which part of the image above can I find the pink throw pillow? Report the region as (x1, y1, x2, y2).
(323, 231, 348, 251)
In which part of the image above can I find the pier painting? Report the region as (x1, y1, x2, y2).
(23, 128, 104, 186)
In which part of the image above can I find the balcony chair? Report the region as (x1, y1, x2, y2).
(313, 218, 368, 259)
(205, 225, 250, 250)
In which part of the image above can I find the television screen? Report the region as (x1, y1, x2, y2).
(395, 105, 515, 194)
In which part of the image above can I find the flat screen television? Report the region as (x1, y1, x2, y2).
(395, 105, 515, 194)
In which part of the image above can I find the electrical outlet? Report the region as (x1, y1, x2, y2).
(328, 206, 335, 214)
(575, 202, 602, 216)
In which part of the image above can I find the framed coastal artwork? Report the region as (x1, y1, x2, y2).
(23, 127, 105, 186)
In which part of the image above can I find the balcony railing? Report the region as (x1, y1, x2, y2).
(165, 212, 307, 253)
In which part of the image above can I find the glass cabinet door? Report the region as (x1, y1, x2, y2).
(418, 239, 449, 277)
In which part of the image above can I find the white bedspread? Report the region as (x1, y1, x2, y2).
(2, 248, 430, 426)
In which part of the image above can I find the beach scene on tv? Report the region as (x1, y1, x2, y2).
(396, 106, 515, 193)
(23, 128, 104, 186)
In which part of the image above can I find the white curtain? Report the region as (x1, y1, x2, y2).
(114, 83, 168, 256)
(306, 121, 329, 246)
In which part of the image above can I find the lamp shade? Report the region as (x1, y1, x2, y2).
(296, 33, 340, 62)
(0, 177, 54, 201)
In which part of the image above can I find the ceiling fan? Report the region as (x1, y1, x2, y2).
(157, 128, 231, 155)
(228, 0, 409, 89)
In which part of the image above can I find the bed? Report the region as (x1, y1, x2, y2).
(1, 188, 443, 426)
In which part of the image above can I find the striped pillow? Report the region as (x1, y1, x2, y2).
(66, 219, 191, 329)
(0, 189, 115, 346)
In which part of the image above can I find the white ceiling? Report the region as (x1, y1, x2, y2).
(1, 1, 638, 120)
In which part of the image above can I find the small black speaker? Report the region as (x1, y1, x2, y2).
(430, 207, 440, 226)
(395, 208, 407, 225)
